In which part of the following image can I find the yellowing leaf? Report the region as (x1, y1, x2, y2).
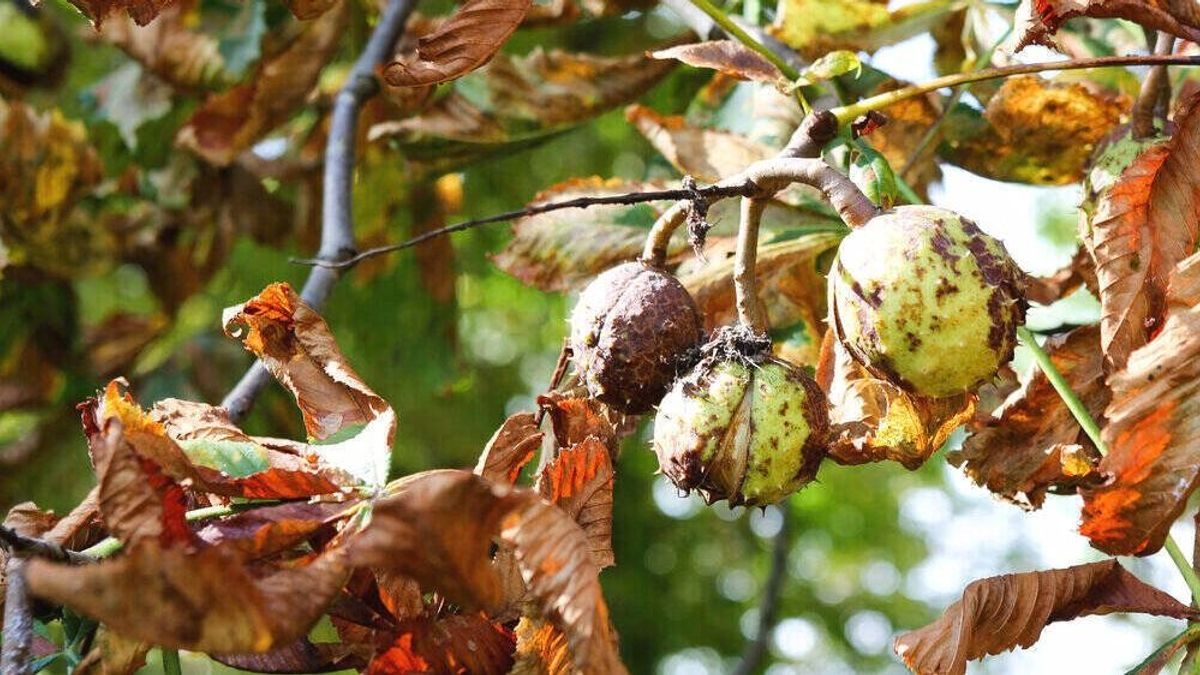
(895, 560, 1195, 675)
(940, 75, 1127, 185)
(383, 0, 532, 87)
(770, 0, 959, 59)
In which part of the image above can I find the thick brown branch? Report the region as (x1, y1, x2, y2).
(221, 0, 418, 422)
(2, 556, 32, 675)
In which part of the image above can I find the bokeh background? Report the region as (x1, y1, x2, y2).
(1, 0, 1194, 671)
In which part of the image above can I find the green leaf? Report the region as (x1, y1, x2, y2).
(177, 438, 273, 478)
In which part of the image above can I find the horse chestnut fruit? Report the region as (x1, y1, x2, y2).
(829, 205, 1025, 398)
(569, 262, 703, 414)
(652, 334, 828, 506)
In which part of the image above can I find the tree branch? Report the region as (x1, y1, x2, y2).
(221, 0, 419, 422)
(735, 197, 769, 334)
(1132, 33, 1175, 139)
(2, 556, 33, 675)
(0, 525, 92, 565)
(733, 506, 791, 675)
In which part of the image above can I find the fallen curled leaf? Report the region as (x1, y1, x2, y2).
(648, 40, 782, 83)
(474, 412, 543, 485)
(368, 613, 516, 674)
(1080, 95, 1200, 372)
(1081, 306, 1200, 555)
(818, 331, 974, 469)
(177, 4, 347, 166)
(491, 177, 679, 292)
(538, 438, 615, 569)
(383, 0, 532, 87)
(948, 325, 1105, 508)
(27, 544, 350, 653)
(348, 470, 625, 673)
(940, 75, 1127, 185)
(1014, 0, 1200, 52)
(894, 559, 1196, 675)
(223, 282, 395, 486)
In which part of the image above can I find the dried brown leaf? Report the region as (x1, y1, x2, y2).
(65, 0, 172, 27)
(537, 438, 614, 568)
(626, 104, 775, 182)
(940, 75, 1127, 185)
(177, 5, 347, 165)
(895, 560, 1195, 674)
(1014, 0, 1200, 52)
(367, 613, 516, 674)
(382, 0, 531, 87)
(223, 282, 395, 486)
(649, 40, 781, 83)
(948, 325, 1105, 508)
(97, 4, 226, 89)
(475, 412, 543, 485)
(537, 392, 621, 450)
(75, 627, 149, 675)
(510, 617, 573, 675)
(1024, 246, 1096, 305)
(1081, 95, 1200, 371)
(195, 501, 350, 558)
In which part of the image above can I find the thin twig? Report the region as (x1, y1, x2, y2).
(2, 556, 33, 675)
(533, 339, 573, 427)
(0, 525, 92, 565)
(733, 506, 791, 675)
(220, 0, 418, 422)
(1132, 33, 1176, 139)
(832, 54, 1200, 125)
(297, 184, 758, 270)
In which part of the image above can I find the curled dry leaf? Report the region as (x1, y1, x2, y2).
(510, 617, 573, 675)
(194, 501, 350, 558)
(63, 0, 172, 27)
(474, 412, 543, 485)
(97, 2, 227, 90)
(491, 177, 680, 292)
(948, 325, 1105, 509)
(1024, 245, 1096, 305)
(1080, 95, 1200, 372)
(223, 282, 395, 486)
(894, 559, 1196, 675)
(348, 470, 625, 674)
(27, 544, 350, 653)
(649, 40, 782, 84)
(940, 75, 1127, 185)
(382, 0, 532, 87)
(1014, 0, 1200, 52)
(368, 613, 516, 674)
(214, 638, 362, 674)
(818, 332, 974, 469)
(537, 437, 615, 569)
(177, 4, 348, 166)
(374, 49, 675, 171)
(537, 392, 622, 450)
(1081, 306, 1200, 555)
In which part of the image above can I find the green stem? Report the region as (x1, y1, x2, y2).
(832, 54, 1200, 125)
(78, 502, 275, 559)
(161, 649, 182, 675)
(685, 0, 809, 112)
(1017, 327, 1200, 603)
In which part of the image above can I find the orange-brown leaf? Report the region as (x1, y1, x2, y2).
(1082, 97, 1200, 371)
(537, 438, 614, 568)
(368, 613, 515, 674)
(27, 545, 349, 653)
(537, 392, 621, 450)
(194, 501, 350, 558)
(64, 0, 172, 27)
(383, 0, 531, 87)
(510, 617, 573, 675)
(648, 41, 781, 83)
(949, 326, 1105, 508)
(474, 412, 542, 485)
(177, 5, 347, 165)
(222, 282, 395, 485)
(1081, 306, 1200, 555)
(895, 560, 1196, 675)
